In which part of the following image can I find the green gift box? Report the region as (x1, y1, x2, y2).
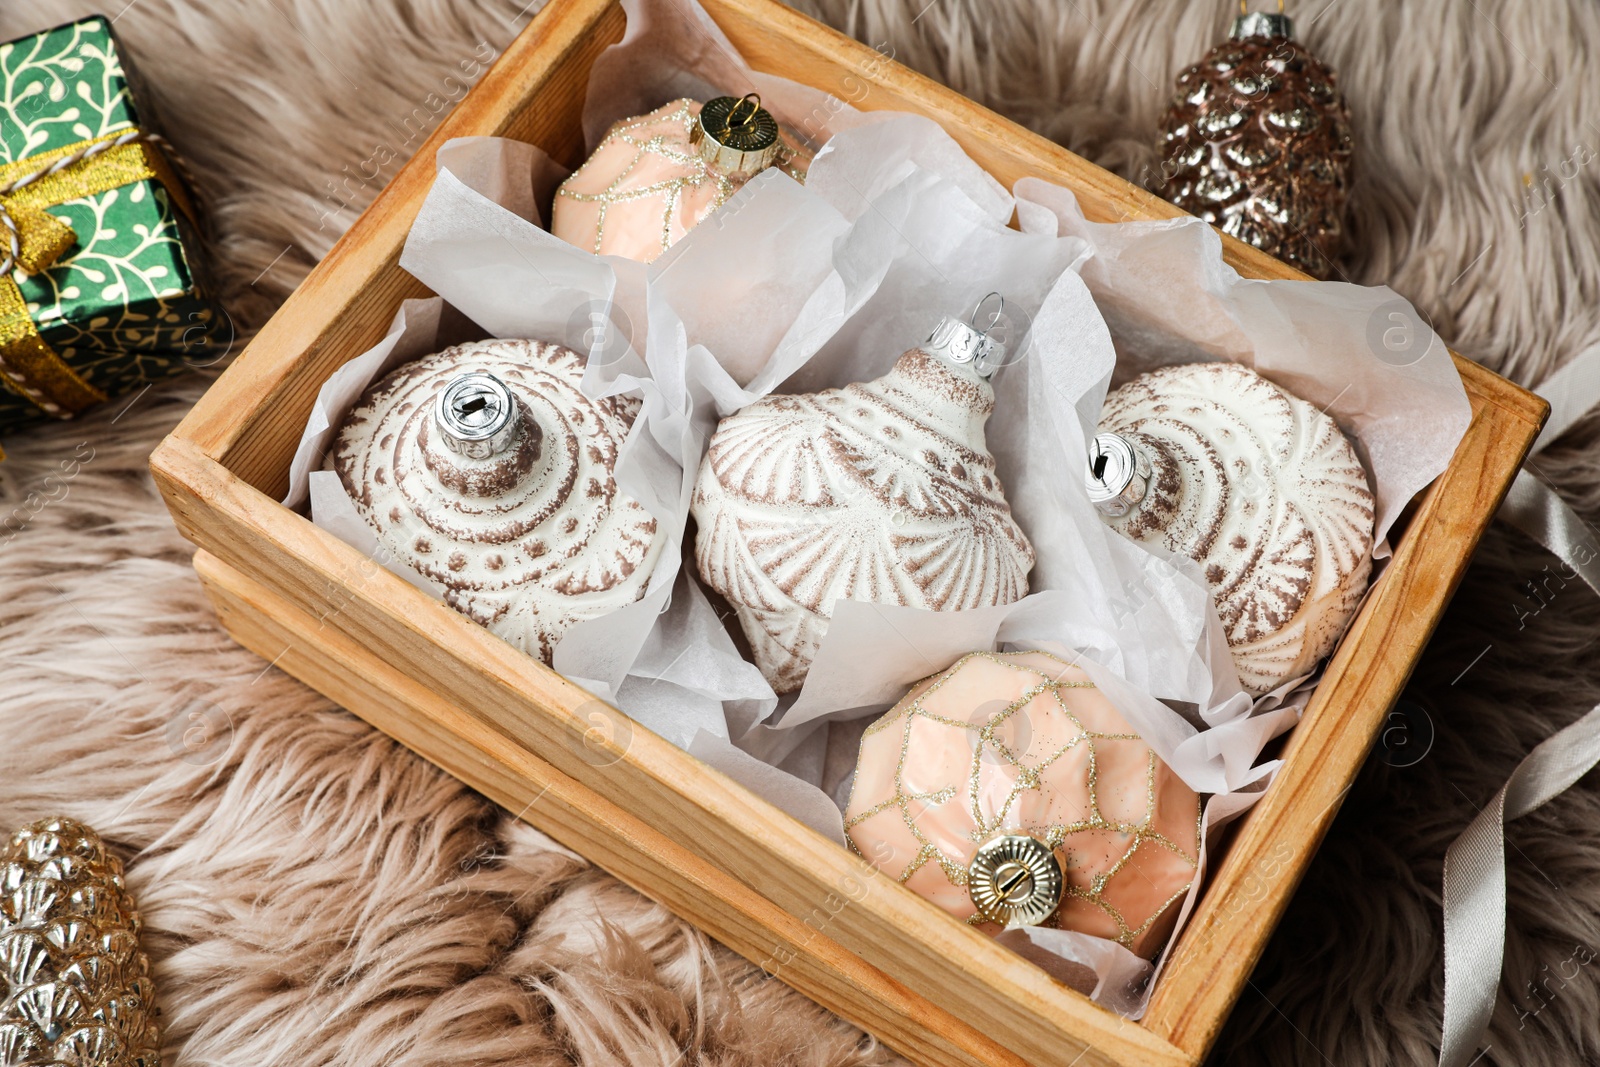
(0, 14, 225, 447)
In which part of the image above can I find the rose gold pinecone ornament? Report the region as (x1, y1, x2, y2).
(1157, 7, 1353, 279)
(0, 818, 159, 1067)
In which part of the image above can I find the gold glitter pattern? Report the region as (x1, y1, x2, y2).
(844, 650, 1203, 952)
(0, 816, 161, 1066)
(553, 99, 809, 261)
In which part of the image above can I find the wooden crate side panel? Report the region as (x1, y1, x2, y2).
(1141, 394, 1545, 1053)
(152, 438, 1189, 1067)
(194, 549, 1032, 1067)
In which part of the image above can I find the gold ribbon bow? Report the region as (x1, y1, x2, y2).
(0, 129, 193, 420)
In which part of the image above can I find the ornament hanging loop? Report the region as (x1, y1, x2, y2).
(971, 292, 1008, 376)
(727, 93, 762, 131)
(692, 93, 781, 175)
(925, 292, 1008, 380)
(970, 291, 1005, 336)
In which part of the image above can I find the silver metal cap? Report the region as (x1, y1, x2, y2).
(692, 93, 782, 176)
(969, 834, 1064, 928)
(923, 292, 1007, 379)
(1231, 11, 1293, 38)
(1086, 432, 1152, 518)
(434, 372, 520, 460)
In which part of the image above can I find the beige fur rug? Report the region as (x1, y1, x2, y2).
(1, 1, 1596, 1065)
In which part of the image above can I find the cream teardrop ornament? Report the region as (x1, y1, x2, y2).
(330, 338, 664, 664)
(1089, 361, 1374, 695)
(691, 302, 1035, 694)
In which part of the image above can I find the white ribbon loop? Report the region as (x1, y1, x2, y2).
(1438, 655, 1600, 1065)
(1529, 342, 1600, 456)
(1436, 346, 1600, 1067)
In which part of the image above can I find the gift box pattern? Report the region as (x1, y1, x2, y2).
(0, 16, 223, 436)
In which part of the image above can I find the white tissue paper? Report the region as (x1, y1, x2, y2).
(278, 0, 1472, 1015)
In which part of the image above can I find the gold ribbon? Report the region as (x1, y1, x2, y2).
(0, 130, 195, 420)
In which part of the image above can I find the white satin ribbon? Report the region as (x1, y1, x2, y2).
(1437, 351, 1600, 1067)
(1530, 342, 1600, 455)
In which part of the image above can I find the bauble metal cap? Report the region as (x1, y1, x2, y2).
(968, 833, 1064, 928)
(691, 93, 782, 176)
(1086, 432, 1153, 518)
(435, 371, 520, 459)
(1231, 10, 1293, 39)
(923, 292, 1007, 379)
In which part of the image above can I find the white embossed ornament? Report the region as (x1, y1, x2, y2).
(692, 296, 1036, 694)
(1087, 361, 1375, 694)
(330, 338, 664, 663)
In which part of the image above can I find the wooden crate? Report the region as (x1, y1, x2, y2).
(148, 1, 1548, 1064)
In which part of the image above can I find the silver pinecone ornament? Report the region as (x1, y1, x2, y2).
(1157, 4, 1354, 278)
(0, 818, 159, 1067)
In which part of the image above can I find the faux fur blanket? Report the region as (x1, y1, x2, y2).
(2, 1, 1597, 1065)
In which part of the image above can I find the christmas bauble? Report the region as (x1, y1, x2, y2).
(691, 306, 1034, 694)
(1157, 10, 1353, 279)
(0, 817, 160, 1067)
(845, 651, 1201, 958)
(330, 339, 663, 664)
(1088, 361, 1374, 694)
(552, 95, 810, 262)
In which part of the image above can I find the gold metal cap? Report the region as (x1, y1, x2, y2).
(968, 834, 1064, 927)
(691, 93, 782, 176)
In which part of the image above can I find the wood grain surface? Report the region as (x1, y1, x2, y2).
(192, 548, 1033, 1067)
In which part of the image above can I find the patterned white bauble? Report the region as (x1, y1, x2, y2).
(331, 338, 663, 663)
(692, 332, 1035, 695)
(1093, 361, 1374, 694)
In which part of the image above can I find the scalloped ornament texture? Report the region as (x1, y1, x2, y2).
(0, 16, 221, 436)
(692, 347, 1035, 694)
(1099, 361, 1375, 695)
(329, 339, 664, 665)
